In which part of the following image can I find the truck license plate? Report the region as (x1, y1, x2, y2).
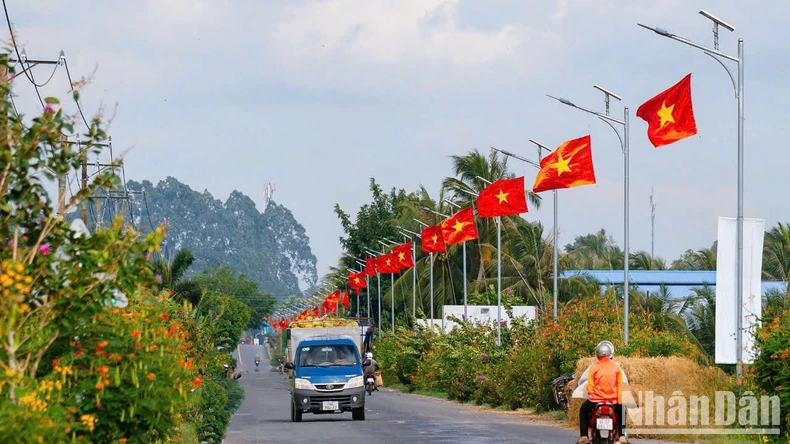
(322, 401, 339, 411)
(596, 417, 613, 430)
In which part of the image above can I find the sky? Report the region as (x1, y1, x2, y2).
(8, 0, 790, 280)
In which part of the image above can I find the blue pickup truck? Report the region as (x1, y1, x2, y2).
(284, 335, 367, 422)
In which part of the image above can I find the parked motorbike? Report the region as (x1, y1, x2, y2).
(551, 373, 574, 413)
(365, 371, 376, 396)
(588, 402, 620, 444)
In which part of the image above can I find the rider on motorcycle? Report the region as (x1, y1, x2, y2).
(575, 341, 629, 444)
(254, 354, 261, 366)
(363, 352, 380, 392)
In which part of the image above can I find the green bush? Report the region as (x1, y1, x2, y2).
(217, 379, 245, 412)
(753, 309, 790, 437)
(197, 381, 230, 444)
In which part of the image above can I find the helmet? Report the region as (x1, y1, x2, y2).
(365, 352, 373, 359)
(595, 340, 615, 358)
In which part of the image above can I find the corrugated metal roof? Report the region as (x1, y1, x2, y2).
(561, 270, 787, 298)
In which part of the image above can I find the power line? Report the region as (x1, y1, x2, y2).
(3, 0, 35, 85)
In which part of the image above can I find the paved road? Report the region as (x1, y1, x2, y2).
(224, 344, 668, 444)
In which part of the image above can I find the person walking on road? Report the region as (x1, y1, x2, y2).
(363, 324, 375, 355)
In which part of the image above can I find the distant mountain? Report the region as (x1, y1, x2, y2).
(126, 177, 317, 298)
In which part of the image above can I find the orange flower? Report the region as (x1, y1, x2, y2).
(193, 377, 202, 387)
(160, 313, 169, 321)
(95, 381, 104, 390)
(95, 341, 109, 352)
(75, 349, 84, 358)
(131, 330, 140, 338)
(147, 372, 156, 381)
(98, 365, 110, 376)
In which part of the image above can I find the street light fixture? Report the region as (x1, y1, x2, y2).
(422, 206, 452, 329)
(547, 86, 631, 345)
(639, 10, 744, 378)
(396, 225, 421, 321)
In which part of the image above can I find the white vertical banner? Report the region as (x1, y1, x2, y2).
(715, 217, 765, 364)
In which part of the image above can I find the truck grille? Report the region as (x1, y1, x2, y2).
(314, 383, 345, 391)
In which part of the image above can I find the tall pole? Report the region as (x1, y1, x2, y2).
(412, 242, 417, 321)
(496, 216, 502, 346)
(391, 273, 395, 333)
(366, 276, 371, 321)
(623, 106, 630, 344)
(553, 189, 558, 320)
(650, 189, 656, 258)
(462, 241, 467, 320)
(81, 156, 88, 222)
(430, 252, 434, 328)
(736, 38, 744, 377)
(377, 271, 381, 328)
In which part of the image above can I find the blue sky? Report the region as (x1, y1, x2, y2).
(8, 0, 790, 280)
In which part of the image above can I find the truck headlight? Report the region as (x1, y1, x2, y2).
(346, 376, 364, 388)
(294, 378, 315, 390)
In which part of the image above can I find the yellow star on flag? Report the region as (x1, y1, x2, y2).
(354, 277, 360, 284)
(452, 220, 466, 233)
(496, 189, 509, 204)
(657, 101, 675, 128)
(431, 234, 439, 244)
(385, 258, 391, 266)
(398, 252, 406, 261)
(550, 153, 572, 176)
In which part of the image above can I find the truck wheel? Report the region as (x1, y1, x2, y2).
(291, 402, 302, 422)
(352, 407, 365, 421)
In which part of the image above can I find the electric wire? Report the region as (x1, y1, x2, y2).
(2, 0, 35, 85)
(62, 58, 91, 130)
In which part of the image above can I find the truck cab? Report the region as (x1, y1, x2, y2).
(284, 336, 366, 422)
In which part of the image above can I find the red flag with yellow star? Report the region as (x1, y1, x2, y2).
(364, 258, 377, 276)
(392, 242, 414, 269)
(441, 207, 478, 245)
(420, 225, 446, 254)
(348, 272, 367, 290)
(532, 135, 596, 193)
(341, 289, 350, 309)
(477, 177, 528, 218)
(377, 253, 400, 274)
(636, 73, 698, 148)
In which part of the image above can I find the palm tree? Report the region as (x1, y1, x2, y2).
(629, 250, 667, 270)
(152, 248, 203, 305)
(763, 222, 790, 296)
(684, 285, 716, 356)
(564, 229, 624, 270)
(670, 245, 716, 270)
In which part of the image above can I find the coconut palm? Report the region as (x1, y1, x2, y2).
(763, 222, 790, 293)
(564, 229, 624, 270)
(683, 285, 716, 356)
(670, 246, 716, 271)
(152, 248, 203, 305)
(629, 250, 667, 270)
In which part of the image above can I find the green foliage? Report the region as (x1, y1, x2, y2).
(127, 178, 318, 298)
(753, 309, 790, 437)
(378, 294, 703, 413)
(196, 292, 251, 350)
(194, 265, 275, 329)
(196, 381, 230, 444)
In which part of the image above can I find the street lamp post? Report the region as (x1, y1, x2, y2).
(547, 85, 631, 344)
(638, 10, 745, 379)
(378, 239, 399, 333)
(442, 200, 469, 321)
(413, 218, 432, 327)
(422, 206, 455, 329)
(363, 247, 382, 328)
(397, 225, 421, 323)
(492, 144, 559, 321)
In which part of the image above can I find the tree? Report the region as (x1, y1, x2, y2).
(683, 285, 716, 356)
(763, 222, 790, 297)
(152, 248, 203, 305)
(564, 229, 624, 270)
(193, 265, 276, 330)
(629, 250, 667, 270)
(670, 245, 716, 270)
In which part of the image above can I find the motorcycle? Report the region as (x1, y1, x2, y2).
(254, 357, 261, 372)
(551, 373, 574, 413)
(365, 371, 376, 396)
(588, 402, 620, 444)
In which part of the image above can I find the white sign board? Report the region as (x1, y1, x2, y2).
(441, 305, 536, 332)
(715, 217, 764, 364)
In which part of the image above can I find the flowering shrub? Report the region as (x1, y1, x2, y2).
(753, 309, 790, 437)
(377, 293, 703, 412)
(0, 55, 248, 442)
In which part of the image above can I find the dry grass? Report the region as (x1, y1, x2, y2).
(566, 356, 732, 441)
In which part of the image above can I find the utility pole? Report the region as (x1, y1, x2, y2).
(81, 155, 88, 222)
(650, 189, 656, 258)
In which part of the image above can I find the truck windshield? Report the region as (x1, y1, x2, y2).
(298, 344, 359, 367)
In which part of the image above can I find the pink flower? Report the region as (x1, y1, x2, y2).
(477, 375, 486, 381)
(500, 320, 508, 326)
(481, 353, 488, 359)
(38, 244, 51, 255)
(44, 102, 58, 114)
(155, 274, 163, 283)
(505, 287, 512, 295)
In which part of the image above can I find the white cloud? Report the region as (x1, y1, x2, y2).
(269, 0, 562, 85)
